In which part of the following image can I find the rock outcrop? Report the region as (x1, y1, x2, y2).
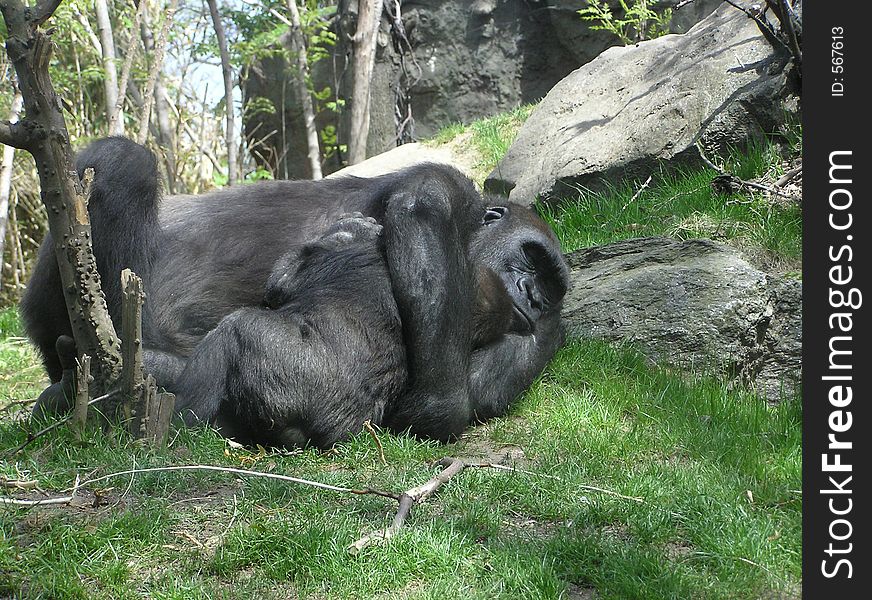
(485, 2, 799, 205)
(243, 0, 723, 179)
(561, 237, 801, 401)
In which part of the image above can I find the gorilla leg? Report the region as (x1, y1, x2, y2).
(21, 137, 162, 387)
(379, 170, 481, 440)
(143, 349, 187, 393)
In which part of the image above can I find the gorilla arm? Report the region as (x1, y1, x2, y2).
(468, 312, 563, 422)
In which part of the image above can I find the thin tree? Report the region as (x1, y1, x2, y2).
(206, 0, 238, 185)
(109, 0, 147, 136)
(94, 0, 123, 129)
(139, 1, 179, 192)
(347, 0, 384, 165)
(137, 0, 178, 146)
(0, 85, 23, 289)
(270, 1, 322, 179)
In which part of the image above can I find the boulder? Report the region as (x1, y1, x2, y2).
(561, 237, 801, 401)
(325, 142, 471, 180)
(485, 2, 799, 205)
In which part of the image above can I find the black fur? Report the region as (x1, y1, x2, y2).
(175, 214, 405, 449)
(22, 137, 570, 447)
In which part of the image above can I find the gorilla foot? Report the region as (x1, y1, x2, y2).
(31, 335, 78, 420)
(320, 213, 382, 248)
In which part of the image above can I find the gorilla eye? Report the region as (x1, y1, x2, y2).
(483, 206, 508, 225)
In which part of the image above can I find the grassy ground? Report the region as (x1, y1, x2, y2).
(541, 142, 802, 276)
(0, 112, 802, 599)
(0, 308, 800, 599)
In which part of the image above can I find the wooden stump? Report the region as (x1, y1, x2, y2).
(72, 355, 91, 436)
(120, 268, 174, 446)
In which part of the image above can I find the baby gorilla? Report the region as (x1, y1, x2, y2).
(173, 213, 407, 449)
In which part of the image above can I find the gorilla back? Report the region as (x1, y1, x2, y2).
(23, 137, 570, 444)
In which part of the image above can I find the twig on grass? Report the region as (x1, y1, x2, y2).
(696, 143, 801, 202)
(349, 457, 466, 554)
(0, 477, 38, 490)
(0, 398, 38, 413)
(5, 390, 119, 457)
(0, 474, 80, 507)
(77, 464, 400, 501)
(363, 420, 387, 466)
(775, 165, 802, 187)
(621, 175, 653, 211)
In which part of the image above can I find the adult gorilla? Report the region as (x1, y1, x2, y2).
(22, 137, 569, 447)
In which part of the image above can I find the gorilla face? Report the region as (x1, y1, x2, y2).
(471, 203, 570, 337)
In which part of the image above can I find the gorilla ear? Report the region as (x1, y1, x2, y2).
(483, 206, 508, 225)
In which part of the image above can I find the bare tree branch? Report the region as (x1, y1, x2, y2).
(94, 0, 121, 126)
(0, 474, 80, 507)
(349, 457, 466, 554)
(207, 0, 239, 184)
(137, 0, 179, 145)
(79, 464, 400, 500)
(109, 0, 148, 136)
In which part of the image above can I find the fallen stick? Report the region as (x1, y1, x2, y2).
(697, 143, 801, 202)
(348, 457, 466, 554)
(78, 464, 399, 500)
(0, 475, 80, 508)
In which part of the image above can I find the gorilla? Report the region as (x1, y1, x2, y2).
(22, 137, 569, 448)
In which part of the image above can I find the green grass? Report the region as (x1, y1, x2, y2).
(1, 315, 800, 598)
(0, 307, 46, 412)
(467, 104, 537, 175)
(541, 141, 802, 273)
(428, 104, 537, 179)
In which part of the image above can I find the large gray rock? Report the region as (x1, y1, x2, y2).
(561, 237, 801, 401)
(324, 142, 472, 180)
(486, 2, 798, 205)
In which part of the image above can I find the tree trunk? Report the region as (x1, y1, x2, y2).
(207, 0, 239, 185)
(94, 0, 122, 129)
(0, 86, 23, 289)
(1, 0, 122, 390)
(347, 0, 384, 165)
(137, 0, 178, 146)
(273, 2, 322, 179)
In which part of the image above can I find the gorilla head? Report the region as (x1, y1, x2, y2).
(470, 202, 570, 343)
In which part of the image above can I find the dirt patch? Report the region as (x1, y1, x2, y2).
(663, 540, 694, 561)
(564, 583, 598, 599)
(502, 513, 571, 540)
